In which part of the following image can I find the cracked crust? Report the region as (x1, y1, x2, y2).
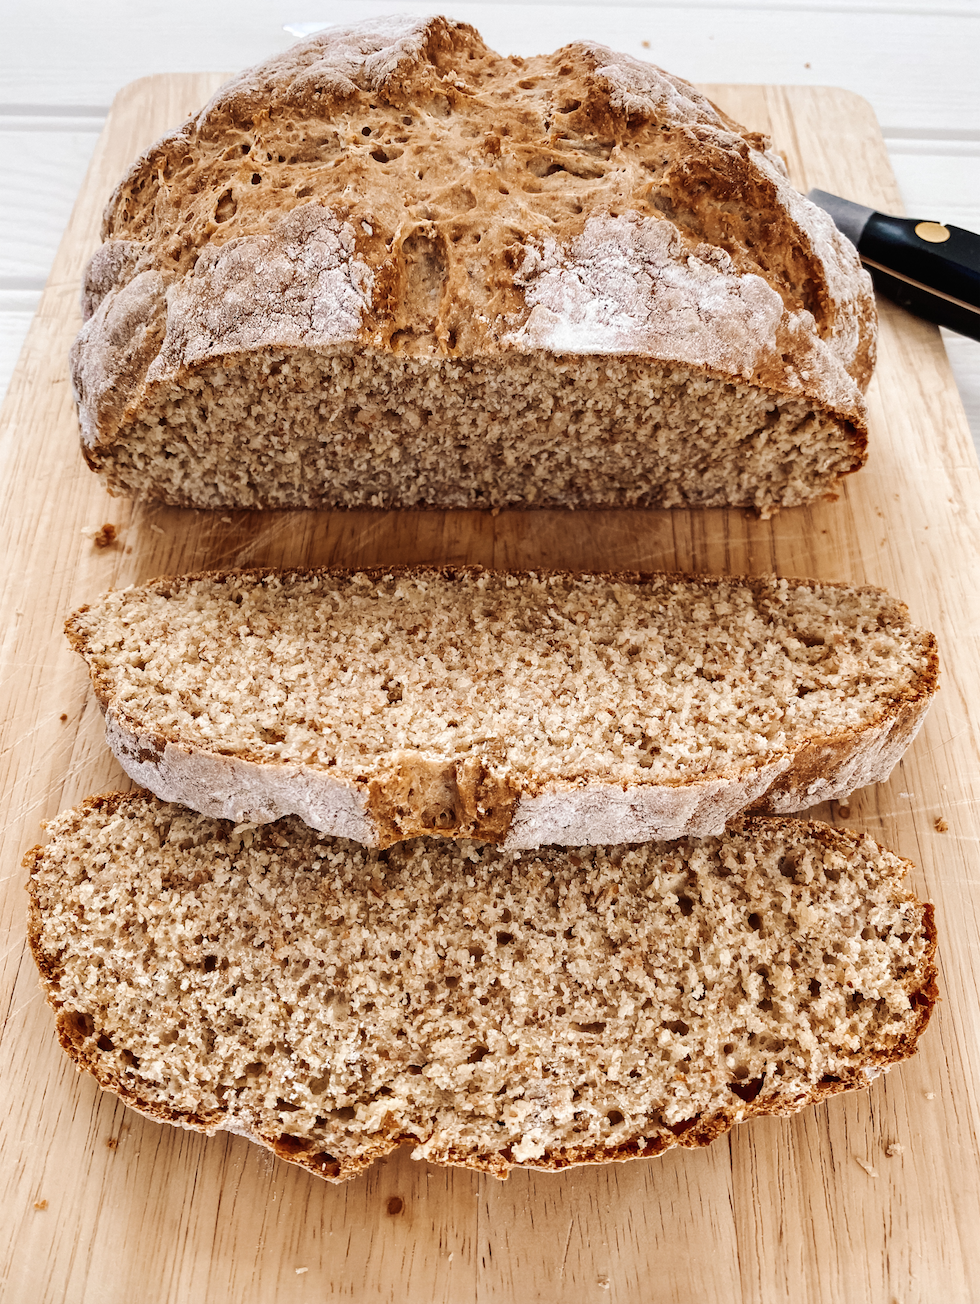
(70, 16, 876, 514)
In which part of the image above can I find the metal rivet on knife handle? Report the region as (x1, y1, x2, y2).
(915, 222, 952, 244)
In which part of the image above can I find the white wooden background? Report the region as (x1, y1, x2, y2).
(2, 0, 978, 448)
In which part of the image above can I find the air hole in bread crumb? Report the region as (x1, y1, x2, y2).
(668, 1117, 698, 1136)
(62, 1011, 95, 1044)
(607, 1110, 625, 1125)
(215, 191, 236, 222)
(276, 1134, 314, 1155)
(729, 1076, 765, 1103)
(311, 1152, 341, 1177)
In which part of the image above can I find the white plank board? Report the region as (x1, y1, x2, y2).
(0, 1, 978, 131)
(0, 131, 102, 282)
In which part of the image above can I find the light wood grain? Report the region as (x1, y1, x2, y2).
(2, 74, 980, 1304)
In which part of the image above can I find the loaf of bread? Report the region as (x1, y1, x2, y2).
(27, 794, 936, 1182)
(66, 567, 938, 848)
(70, 16, 875, 515)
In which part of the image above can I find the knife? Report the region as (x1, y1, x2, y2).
(807, 188, 980, 341)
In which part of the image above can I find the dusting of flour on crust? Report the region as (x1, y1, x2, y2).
(148, 205, 373, 377)
(507, 214, 785, 379)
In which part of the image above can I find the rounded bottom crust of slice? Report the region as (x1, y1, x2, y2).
(68, 567, 940, 849)
(27, 793, 937, 1183)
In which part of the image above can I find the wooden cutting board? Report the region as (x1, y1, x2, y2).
(1, 73, 979, 1304)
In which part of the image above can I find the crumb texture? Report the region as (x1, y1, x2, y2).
(70, 16, 875, 513)
(66, 568, 938, 847)
(27, 795, 937, 1182)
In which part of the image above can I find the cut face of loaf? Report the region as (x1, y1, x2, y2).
(27, 796, 937, 1183)
(65, 568, 939, 849)
(70, 16, 875, 515)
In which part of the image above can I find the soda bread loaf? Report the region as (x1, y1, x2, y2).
(71, 16, 875, 515)
(26, 795, 937, 1183)
(65, 567, 938, 849)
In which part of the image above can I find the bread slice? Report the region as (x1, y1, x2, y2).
(66, 567, 938, 849)
(27, 793, 937, 1182)
(70, 16, 875, 516)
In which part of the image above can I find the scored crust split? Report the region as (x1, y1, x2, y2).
(26, 796, 937, 1183)
(65, 567, 939, 849)
(71, 16, 876, 514)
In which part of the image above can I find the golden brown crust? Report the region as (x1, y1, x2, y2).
(70, 17, 876, 513)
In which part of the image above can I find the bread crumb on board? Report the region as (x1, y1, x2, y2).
(934, 816, 949, 833)
(885, 1142, 905, 1158)
(855, 1156, 879, 1178)
(80, 523, 118, 548)
(33, 1199, 48, 1211)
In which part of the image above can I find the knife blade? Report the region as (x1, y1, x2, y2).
(808, 188, 980, 341)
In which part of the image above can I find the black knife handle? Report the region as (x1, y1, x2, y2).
(865, 266, 980, 341)
(860, 214, 980, 310)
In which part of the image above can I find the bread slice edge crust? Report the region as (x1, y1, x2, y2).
(65, 566, 940, 849)
(26, 794, 938, 1183)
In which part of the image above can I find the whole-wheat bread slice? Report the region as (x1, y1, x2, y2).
(70, 17, 875, 516)
(27, 793, 936, 1182)
(66, 567, 938, 848)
